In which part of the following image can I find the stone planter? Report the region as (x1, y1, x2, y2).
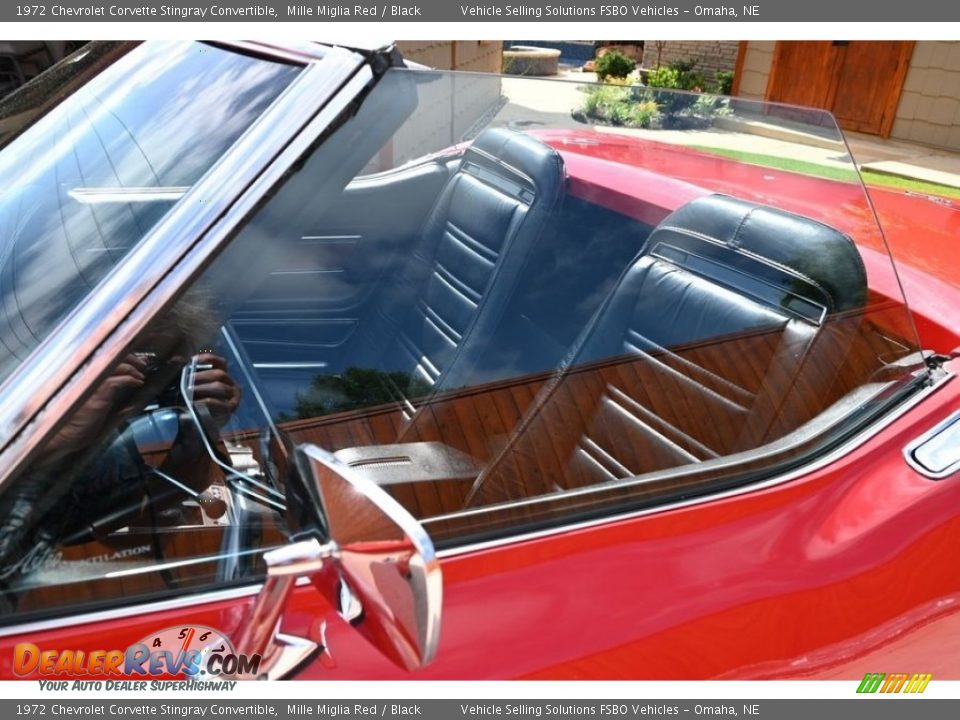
(503, 46, 561, 76)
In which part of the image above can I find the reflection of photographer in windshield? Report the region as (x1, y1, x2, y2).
(51, 350, 240, 464)
(0, 298, 242, 592)
(62, 346, 243, 538)
(51, 352, 241, 459)
(64, 323, 242, 540)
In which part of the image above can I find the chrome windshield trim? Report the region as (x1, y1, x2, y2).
(209, 40, 334, 64)
(0, 45, 369, 484)
(436, 370, 951, 559)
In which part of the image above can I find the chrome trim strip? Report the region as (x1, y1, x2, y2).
(69, 187, 190, 204)
(253, 362, 330, 369)
(903, 407, 960, 479)
(0, 47, 369, 485)
(0, 576, 315, 638)
(436, 371, 952, 559)
(104, 548, 264, 579)
(0, 584, 261, 638)
(209, 40, 332, 64)
(300, 235, 362, 241)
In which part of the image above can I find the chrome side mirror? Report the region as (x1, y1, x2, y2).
(236, 444, 442, 678)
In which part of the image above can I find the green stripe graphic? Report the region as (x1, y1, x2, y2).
(857, 673, 885, 693)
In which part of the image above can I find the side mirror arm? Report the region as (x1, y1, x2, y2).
(231, 444, 442, 678)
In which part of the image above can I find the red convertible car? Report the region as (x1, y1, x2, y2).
(0, 40, 958, 681)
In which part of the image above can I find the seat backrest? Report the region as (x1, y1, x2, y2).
(467, 194, 868, 505)
(350, 128, 566, 400)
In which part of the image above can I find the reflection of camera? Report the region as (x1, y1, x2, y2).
(136, 352, 184, 407)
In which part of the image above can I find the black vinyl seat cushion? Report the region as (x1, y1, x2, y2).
(347, 127, 566, 400)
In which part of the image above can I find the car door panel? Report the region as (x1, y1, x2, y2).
(293, 368, 960, 680)
(9, 368, 947, 681)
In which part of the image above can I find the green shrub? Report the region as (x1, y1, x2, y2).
(582, 89, 603, 117)
(646, 80, 697, 115)
(595, 50, 636, 82)
(658, 93, 732, 129)
(716, 70, 734, 95)
(627, 101, 660, 129)
(646, 65, 682, 90)
(578, 85, 660, 128)
(691, 94, 732, 117)
(645, 59, 715, 116)
(683, 70, 708, 92)
(586, 83, 633, 109)
(647, 59, 707, 92)
(668, 58, 698, 73)
(579, 55, 729, 130)
(607, 102, 631, 126)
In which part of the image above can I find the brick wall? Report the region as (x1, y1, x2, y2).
(890, 42, 960, 150)
(641, 40, 739, 82)
(396, 41, 502, 73)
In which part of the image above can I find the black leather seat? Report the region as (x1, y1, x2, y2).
(346, 127, 566, 401)
(468, 194, 868, 505)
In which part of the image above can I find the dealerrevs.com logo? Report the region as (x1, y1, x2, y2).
(857, 673, 933, 694)
(12, 625, 262, 688)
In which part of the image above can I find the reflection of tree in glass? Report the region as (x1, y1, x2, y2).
(291, 367, 432, 420)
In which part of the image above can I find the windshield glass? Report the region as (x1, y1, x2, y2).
(0, 66, 933, 622)
(293, 71, 929, 543)
(381, 73, 923, 359)
(0, 41, 299, 386)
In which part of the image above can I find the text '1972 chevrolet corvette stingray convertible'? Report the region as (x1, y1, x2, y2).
(0, 40, 958, 681)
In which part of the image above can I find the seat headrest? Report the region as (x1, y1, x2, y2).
(462, 128, 565, 208)
(649, 194, 867, 315)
